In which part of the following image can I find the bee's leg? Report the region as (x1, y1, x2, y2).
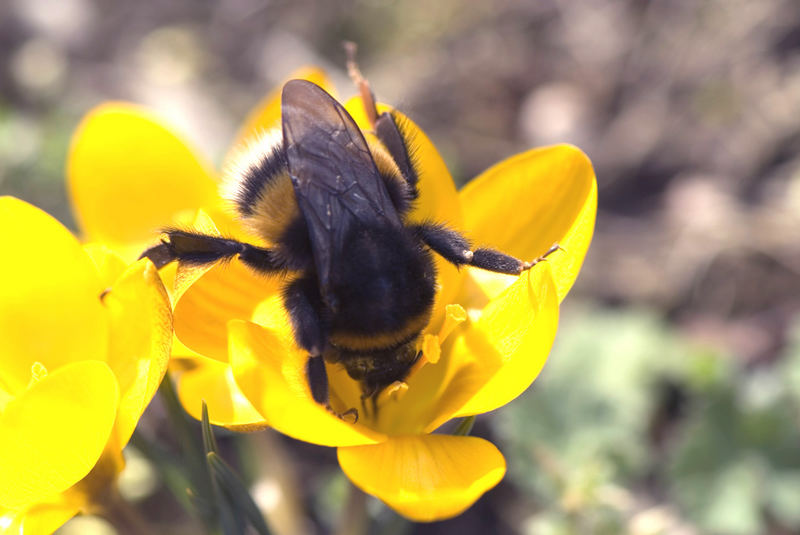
(413, 223, 561, 275)
(140, 230, 282, 274)
(358, 384, 381, 421)
(140, 242, 177, 269)
(467, 243, 563, 273)
(307, 355, 358, 424)
(284, 277, 358, 423)
(369, 393, 379, 422)
(305, 354, 329, 406)
(375, 112, 419, 200)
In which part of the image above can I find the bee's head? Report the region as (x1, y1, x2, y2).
(333, 339, 422, 394)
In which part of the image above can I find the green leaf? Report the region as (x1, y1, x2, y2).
(157, 374, 218, 529)
(200, 401, 271, 535)
(207, 452, 273, 535)
(129, 431, 194, 513)
(201, 401, 219, 455)
(453, 415, 475, 436)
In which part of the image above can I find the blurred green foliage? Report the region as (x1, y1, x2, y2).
(496, 307, 800, 535)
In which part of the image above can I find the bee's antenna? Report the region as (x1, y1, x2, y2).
(344, 41, 378, 129)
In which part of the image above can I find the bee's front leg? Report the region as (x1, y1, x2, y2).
(140, 230, 283, 273)
(283, 277, 358, 423)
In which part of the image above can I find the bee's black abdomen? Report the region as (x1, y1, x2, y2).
(327, 224, 436, 352)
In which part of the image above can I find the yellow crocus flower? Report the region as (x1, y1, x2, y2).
(0, 198, 172, 533)
(66, 69, 596, 521)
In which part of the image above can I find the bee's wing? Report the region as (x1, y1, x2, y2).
(281, 79, 402, 303)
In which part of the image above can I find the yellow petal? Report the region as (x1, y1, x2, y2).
(226, 67, 335, 162)
(103, 259, 172, 446)
(338, 435, 505, 522)
(168, 209, 225, 304)
(344, 99, 465, 321)
(176, 355, 269, 432)
(449, 263, 559, 419)
(67, 102, 220, 259)
(369, 305, 469, 435)
(382, 267, 556, 435)
(0, 360, 118, 509)
(83, 243, 128, 288)
(0, 197, 108, 393)
(1, 499, 81, 535)
(68, 439, 125, 505)
(174, 258, 283, 362)
(169, 210, 282, 361)
(459, 144, 597, 302)
(228, 320, 385, 447)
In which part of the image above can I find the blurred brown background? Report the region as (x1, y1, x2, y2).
(2, 1, 800, 534)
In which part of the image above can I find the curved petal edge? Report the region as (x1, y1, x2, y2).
(338, 435, 505, 522)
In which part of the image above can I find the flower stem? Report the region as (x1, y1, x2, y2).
(334, 482, 368, 535)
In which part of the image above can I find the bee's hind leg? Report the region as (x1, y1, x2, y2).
(286, 277, 359, 423)
(414, 223, 563, 275)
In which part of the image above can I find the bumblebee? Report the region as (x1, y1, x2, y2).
(143, 78, 557, 421)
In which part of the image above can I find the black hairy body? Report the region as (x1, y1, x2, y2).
(143, 80, 554, 421)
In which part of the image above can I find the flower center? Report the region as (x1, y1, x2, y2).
(360, 304, 468, 429)
(414, 304, 467, 370)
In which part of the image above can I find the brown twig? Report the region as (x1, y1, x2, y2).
(344, 41, 378, 128)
